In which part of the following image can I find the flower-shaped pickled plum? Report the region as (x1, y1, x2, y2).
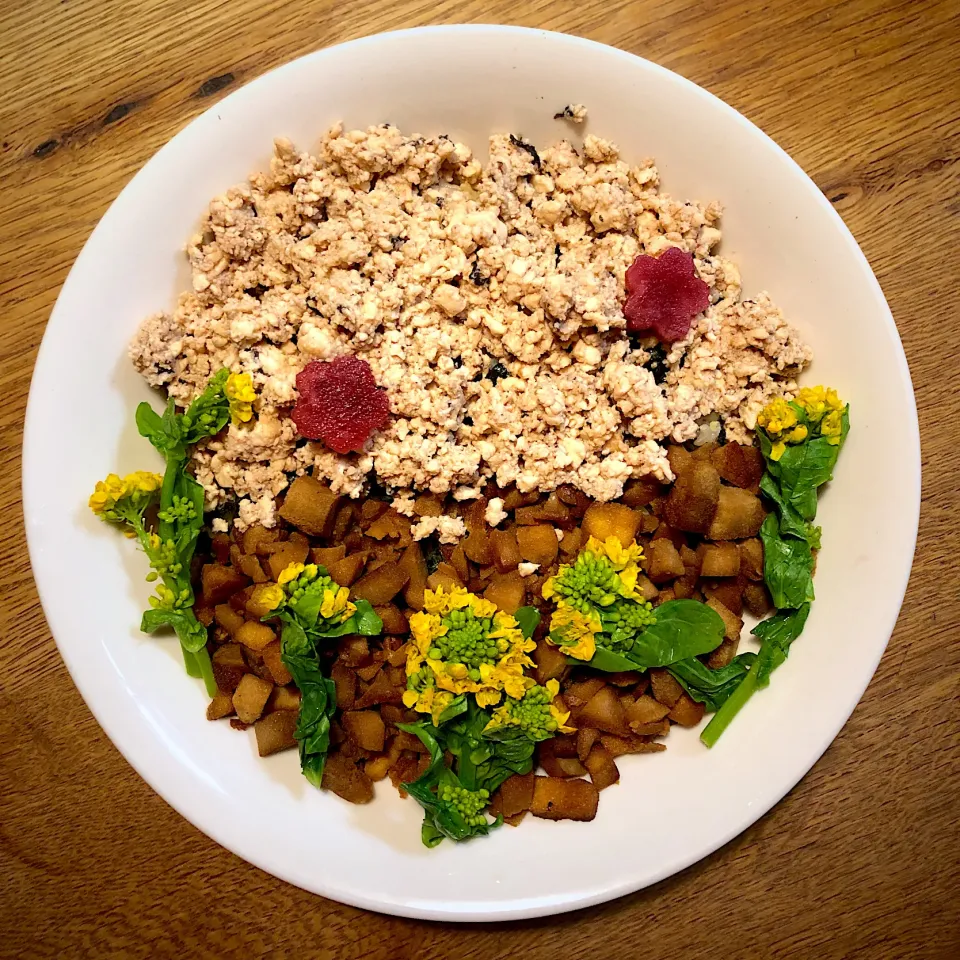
(623, 246, 711, 342)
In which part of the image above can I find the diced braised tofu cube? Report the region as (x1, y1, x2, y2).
(351, 562, 411, 605)
(530, 777, 599, 821)
(533, 640, 569, 685)
(254, 711, 298, 757)
(232, 674, 273, 724)
(374, 603, 408, 635)
(265, 539, 310, 581)
(241, 524, 279, 556)
(398, 542, 428, 610)
(246, 584, 282, 620)
(667, 693, 706, 728)
(649, 669, 684, 708)
(278, 476, 342, 537)
(582, 503, 641, 546)
(261, 640, 292, 685)
(578, 686, 630, 736)
(620, 475, 664, 508)
(330, 662, 357, 710)
(584, 745, 620, 791)
(200, 564, 249, 606)
(703, 579, 745, 617)
(706, 636, 739, 669)
(214, 603, 245, 636)
(327, 553, 367, 587)
(497, 772, 536, 817)
(489, 528, 522, 572)
(706, 487, 765, 540)
(206, 691, 234, 721)
(483, 572, 525, 614)
(700, 542, 741, 578)
(426, 563, 463, 593)
(743, 582, 773, 618)
(342, 710, 386, 753)
(321, 752, 374, 804)
(739, 538, 765, 581)
(625, 694, 671, 724)
(666, 444, 694, 476)
(646, 538, 686, 583)
(269, 685, 302, 712)
(663, 461, 720, 533)
(706, 596, 744, 642)
(212, 644, 248, 693)
(516, 525, 559, 566)
(712, 442, 765, 489)
(235, 621, 276, 652)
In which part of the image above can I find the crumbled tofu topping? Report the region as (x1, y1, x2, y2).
(484, 497, 507, 528)
(409, 515, 467, 544)
(130, 123, 811, 528)
(517, 562, 540, 577)
(554, 104, 588, 124)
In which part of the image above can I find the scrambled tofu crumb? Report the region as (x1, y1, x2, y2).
(554, 104, 588, 124)
(410, 515, 467, 544)
(130, 123, 811, 528)
(517, 562, 540, 577)
(484, 498, 507, 528)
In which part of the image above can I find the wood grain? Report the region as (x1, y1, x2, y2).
(2, 0, 959, 957)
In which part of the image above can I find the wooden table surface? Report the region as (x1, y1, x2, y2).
(2, 0, 959, 957)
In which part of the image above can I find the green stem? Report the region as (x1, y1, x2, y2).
(700, 663, 759, 748)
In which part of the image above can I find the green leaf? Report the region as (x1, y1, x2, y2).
(573, 645, 643, 672)
(436, 695, 468, 725)
(759, 513, 815, 609)
(181, 369, 230, 446)
(140, 607, 208, 653)
(513, 606, 541, 639)
(136, 399, 186, 460)
(667, 653, 757, 712)
(776, 438, 840, 520)
(759, 473, 822, 549)
(281, 638, 337, 788)
(311, 600, 383, 639)
(629, 599, 726, 667)
(752, 603, 812, 687)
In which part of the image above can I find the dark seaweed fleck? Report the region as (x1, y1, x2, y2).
(453, 356, 463, 369)
(554, 243, 561, 267)
(486, 360, 509, 384)
(366, 475, 392, 502)
(509, 134, 542, 171)
(469, 259, 489, 286)
(423, 538, 444, 575)
(717, 421, 727, 445)
(462, 415, 474, 427)
(390, 235, 406, 250)
(643, 343, 669, 385)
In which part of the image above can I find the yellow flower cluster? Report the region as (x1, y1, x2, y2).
(542, 536, 645, 661)
(403, 587, 536, 717)
(89, 471, 163, 517)
(795, 386, 843, 423)
(225, 372, 257, 427)
(252, 561, 355, 622)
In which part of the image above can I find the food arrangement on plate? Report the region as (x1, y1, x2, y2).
(89, 114, 849, 847)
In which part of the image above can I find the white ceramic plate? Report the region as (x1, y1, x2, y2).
(23, 26, 920, 920)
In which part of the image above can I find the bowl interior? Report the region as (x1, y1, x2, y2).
(23, 25, 919, 920)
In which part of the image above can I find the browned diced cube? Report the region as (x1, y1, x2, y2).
(739, 538, 765, 580)
(538, 740, 587, 778)
(321, 753, 374, 804)
(200, 564, 249, 606)
(706, 596, 744, 642)
(706, 637, 739, 669)
(337, 636, 370, 668)
(667, 444, 694, 476)
(413, 493, 444, 517)
(707, 487, 766, 540)
(530, 777, 599, 821)
(664, 461, 721, 534)
(374, 603, 409, 635)
(214, 603, 245, 636)
(704, 579, 745, 617)
(330, 662, 357, 711)
(579, 686, 630, 736)
(489, 528, 522, 572)
(327, 553, 367, 587)
(232, 673, 273, 724)
(562, 677, 606, 709)
(712, 442, 765, 489)
(483, 573, 525, 614)
(353, 669, 405, 709)
(498, 772, 536, 817)
(462, 526, 494, 565)
(628, 719, 671, 737)
(646, 538, 686, 583)
(206, 691, 234, 721)
(743, 582, 774, 618)
(398, 542, 428, 610)
(254, 710, 299, 757)
(235, 621, 276, 652)
(649, 669, 684, 708)
(576, 726, 599, 762)
(620, 476, 664, 508)
(559, 527, 583, 556)
(212, 644, 248, 694)
(278, 476, 342, 537)
(582, 503, 641, 546)
(236, 553, 268, 583)
(265, 540, 310, 582)
(342, 710, 386, 753)
(636, 574, 659, 601)
(269, 685, 301, 712)
(330, 503, 355, 543)
(584, 745, 620, 791)
(516, 525, 560, 567)
(625, 694, 671, 724)
(311, 545, 346, 568)
(351, 562, 411, 605)
(241, 524, 279, 556)
(245, 585, 281, 620)
(426, 564, 463, 593)
(700, 542, 741, 578)
(261, 640, 292, 685)
(534, 640, 569, 686)
(668, 693, 706, 728)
